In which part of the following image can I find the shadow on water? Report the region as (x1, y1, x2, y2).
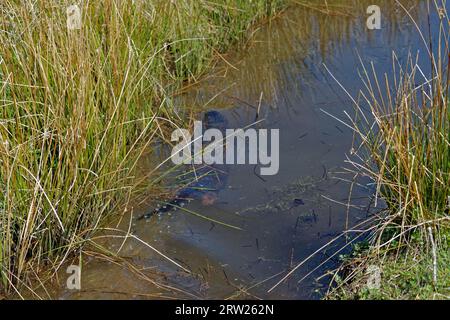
(56, 0, 443, 299)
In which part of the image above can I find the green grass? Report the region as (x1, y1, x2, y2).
(0, 0, 286, 296)
(327, 1, 449, 300)
(361, 245, 449, 300)
(329, 237, 450, 300)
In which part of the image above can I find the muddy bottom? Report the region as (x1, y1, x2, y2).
(54, 0, 440, 300)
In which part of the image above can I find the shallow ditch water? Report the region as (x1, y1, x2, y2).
(54, 0, 443, 299)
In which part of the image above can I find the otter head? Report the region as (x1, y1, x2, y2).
(203, 110, 228, 132)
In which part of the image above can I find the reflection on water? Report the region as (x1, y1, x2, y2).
(56, 0, 442, 299)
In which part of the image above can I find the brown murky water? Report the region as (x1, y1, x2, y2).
(52, 0, 441, 299)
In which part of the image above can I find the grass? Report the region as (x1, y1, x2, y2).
(331, 240, 449, 299)
(326, 0, 450, 300)
(0, 0, 286, 296)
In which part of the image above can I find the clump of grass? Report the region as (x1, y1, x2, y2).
(329, 239, 449, 299)
(327, 1, 449, 299)
(0, 0, 285, 296)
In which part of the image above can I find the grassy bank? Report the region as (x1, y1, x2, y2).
(327, 4, 449, 300)
(0, 0, 286, 296)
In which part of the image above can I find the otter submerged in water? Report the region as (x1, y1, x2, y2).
(138, 111, 229, 220)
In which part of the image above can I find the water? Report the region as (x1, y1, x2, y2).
(55, 0, 443, 299)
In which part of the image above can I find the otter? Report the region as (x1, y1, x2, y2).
(138, 110, 228, 220)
